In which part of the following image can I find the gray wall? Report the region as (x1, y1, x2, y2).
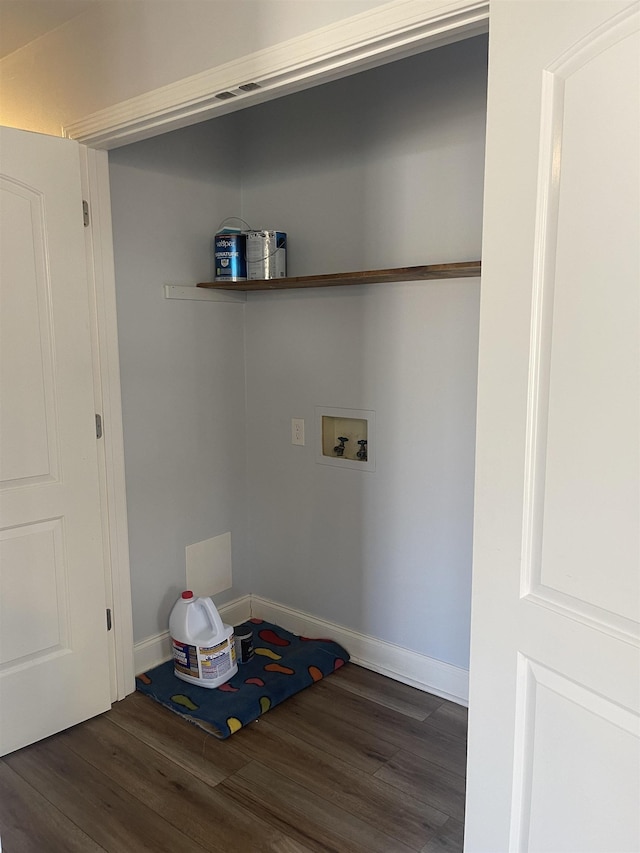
(241, 38, 486, 668)
(109, 119, 249, 643)
(244, 282, 480, 668)
(109, 35, 487, 668)
(238, 36, 487, 273)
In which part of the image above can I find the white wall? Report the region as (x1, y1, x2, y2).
(108, 118, 249, 643)
(240, 38, 486, 668)
(0, 0, 388, 137)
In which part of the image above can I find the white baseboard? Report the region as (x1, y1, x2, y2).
(133, 594, 251, 676)
(250, 595, 469, 706)
(133, 592, 468, 706)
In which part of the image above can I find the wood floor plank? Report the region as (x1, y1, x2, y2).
(4, 736, 206, 853)
(423, 701, 469, 742)
(264, 691, 400, 774)
(222, 759, 422, 853)
(0, 759, 106, 853)
(421, 818, 465, 852)
(330, 664, 444, 721)
(289, 677, 468, 777)
(408, 721, 468, 779)
(106, 691, 249, 784)
(1, 666, 466, 853)
(61, 714, 312, 853)
(230, 717, 449, 850)
(374, 750, 466, 823)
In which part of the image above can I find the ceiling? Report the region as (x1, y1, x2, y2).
(0, 1, 96, 60)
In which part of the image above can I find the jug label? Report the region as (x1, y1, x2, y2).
(199, 638, 233, 679)
(172, 639, 199, 678)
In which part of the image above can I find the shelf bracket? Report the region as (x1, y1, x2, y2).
(164, 284, 246, 303)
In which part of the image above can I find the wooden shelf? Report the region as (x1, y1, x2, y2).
(197, 261, 481, 292)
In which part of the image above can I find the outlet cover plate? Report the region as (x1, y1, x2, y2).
(291, 417, 305, 446)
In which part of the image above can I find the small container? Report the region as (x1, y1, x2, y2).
(234, 624, 254, 664)
(214, 232, 247, 281)
(169, 590, 237, 688)
(246, 230, 287, 280)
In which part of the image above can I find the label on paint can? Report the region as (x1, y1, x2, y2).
(234, 624, 254, 664)
(214, 232, 247, 281)
(246, 230, 287, 280)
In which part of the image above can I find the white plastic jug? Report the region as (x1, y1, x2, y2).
(169, 590, 237, 688)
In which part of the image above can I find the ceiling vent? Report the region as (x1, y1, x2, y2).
(238, 82, 262, 92)
(215, 91, 237, 100)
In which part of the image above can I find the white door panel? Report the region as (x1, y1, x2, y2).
(0, 176, 57, 485)
(466, 1, 639, 849)
(0, 127, 111, 755)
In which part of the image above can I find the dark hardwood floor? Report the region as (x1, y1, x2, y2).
(0, 663, 467, 852)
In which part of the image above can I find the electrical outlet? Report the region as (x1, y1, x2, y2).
(291, 417, 305, 446)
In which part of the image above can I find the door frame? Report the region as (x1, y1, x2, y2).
(70, 0, 488, 700)
(80, 146, 135, 701)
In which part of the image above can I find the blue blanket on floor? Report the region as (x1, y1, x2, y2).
(135, 619, 349, 739)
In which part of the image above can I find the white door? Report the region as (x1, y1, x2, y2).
(0, 127, 111, 755)
(466, 1, 639, 850)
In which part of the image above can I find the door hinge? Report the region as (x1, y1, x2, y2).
(96, 413, 103, 439)
(83, 200, 90, 227)
(106, 608, 112, 631)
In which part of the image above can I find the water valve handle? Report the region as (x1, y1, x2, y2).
(334, 436, 349, 456)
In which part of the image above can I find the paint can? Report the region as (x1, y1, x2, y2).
(246, 230, 287, 280)
(214, 232, 247, 281)
(169, 591, 238, 688)
(234, 623, 254, 664)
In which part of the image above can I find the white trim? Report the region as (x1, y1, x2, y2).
(80, 146, 136, 700)
(218, 594, 254, 629)
(133, 594, 252, 674)
(64, 0, 488, 150)
(134, 631, 173, 680)
(133, 593, 468, 704)
(251, 595, 469, 705)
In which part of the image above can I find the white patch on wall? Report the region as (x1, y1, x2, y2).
(185, 532, 232, 597)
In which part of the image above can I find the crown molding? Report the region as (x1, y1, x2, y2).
(64, 0, 488, 150)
